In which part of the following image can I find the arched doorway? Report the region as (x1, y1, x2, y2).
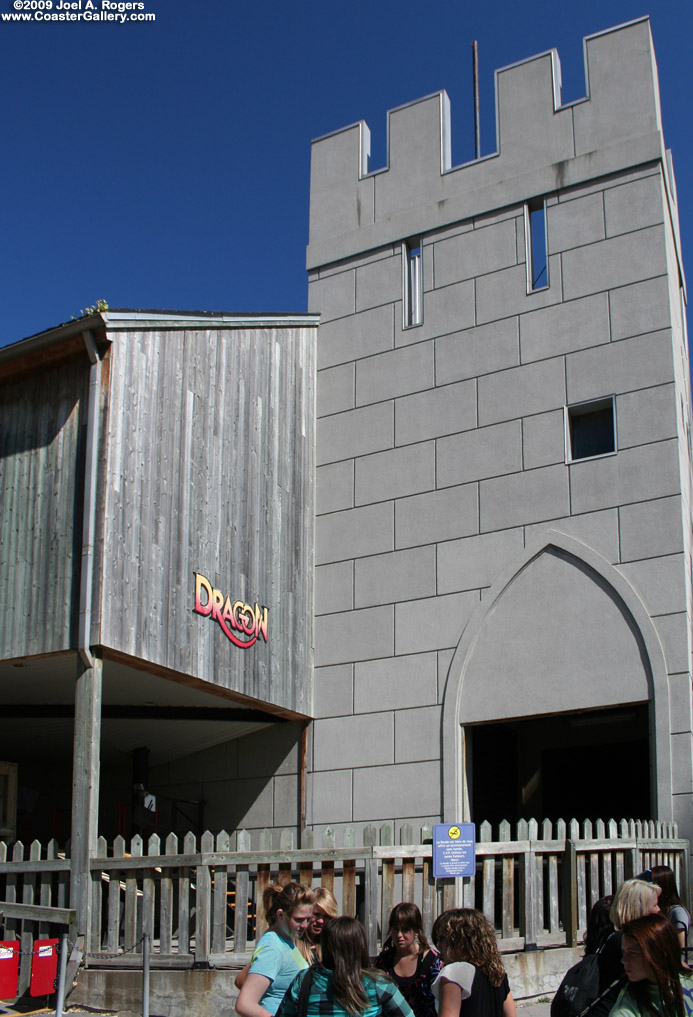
(441, 533, 672, 826)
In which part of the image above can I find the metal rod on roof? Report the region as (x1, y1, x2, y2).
(472, 40, 481, 160)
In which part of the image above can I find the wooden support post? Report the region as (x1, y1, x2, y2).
(70, 656, 102, 937)
(363, 826, 378, 957)
(343, 860, 356, 918)
(521, 847, 538, 950)
(563, 839, 578, 948)
(364, 858, 378, 957)
(195, 833, 213, 965)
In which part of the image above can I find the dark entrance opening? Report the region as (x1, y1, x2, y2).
(470, 704, 650, 826)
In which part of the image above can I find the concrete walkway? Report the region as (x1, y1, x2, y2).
(0, 1004, 119, 1017)
(0, 986, 555, 1017)
(517, 999, 553, 1017)
(0, 999, 554, 1017)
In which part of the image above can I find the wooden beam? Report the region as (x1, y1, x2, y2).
(3, 705, 285, 723)
(100, 648, 311, 722)
(0, 902, 75, 924)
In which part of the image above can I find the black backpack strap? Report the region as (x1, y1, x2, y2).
(296, 966, 315, 1017)
(578, 977, 625, 1017)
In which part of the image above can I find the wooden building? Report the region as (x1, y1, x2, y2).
(0, 309, 318, 930)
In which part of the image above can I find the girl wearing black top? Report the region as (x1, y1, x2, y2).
(431, 909, 516, 1017)
(375, 903, 443, 1017)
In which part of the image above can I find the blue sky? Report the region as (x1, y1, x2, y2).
(1, 0, 692, 346)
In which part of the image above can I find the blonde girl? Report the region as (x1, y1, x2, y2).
(297, 886, 339, 963)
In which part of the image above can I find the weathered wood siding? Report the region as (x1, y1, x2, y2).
(0, 355, 89, 657)
(95, 326, 316, 714)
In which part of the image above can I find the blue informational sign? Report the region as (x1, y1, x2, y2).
(433, 823, 476, 879)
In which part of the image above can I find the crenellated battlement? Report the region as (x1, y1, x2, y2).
(307, 17, 664, 269)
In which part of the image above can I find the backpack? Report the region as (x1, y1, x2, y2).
(551, 932, 624, 1017)
(550, 952, 602, 1017)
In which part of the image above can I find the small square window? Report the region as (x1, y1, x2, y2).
(566, 397, 616, 462)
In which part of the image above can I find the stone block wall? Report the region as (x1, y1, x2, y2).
(307, 19, 693, 843)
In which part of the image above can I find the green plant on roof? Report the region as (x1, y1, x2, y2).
(71, 299, 109, 320)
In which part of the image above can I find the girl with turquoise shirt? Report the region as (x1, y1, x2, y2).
(236, 882, 315, 1017)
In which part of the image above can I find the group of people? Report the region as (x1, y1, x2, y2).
(235, 883, 514, 1017)
(234, 864, 691, 1017)
(554, 864, 691, 1017)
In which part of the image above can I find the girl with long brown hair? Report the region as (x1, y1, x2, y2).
(649, 867, 691, 955)
(277, 916, 415, 1017)
(610, 913, 693, 1017)
(431, 909, 516, 1017)
(375, 902, 443, 1017)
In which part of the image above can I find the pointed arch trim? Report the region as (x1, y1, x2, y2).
(440, 530, 671, 823)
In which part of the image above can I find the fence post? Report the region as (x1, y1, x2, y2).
(521, 840, 537, 951)
(235, 830, 251, 954)
(499, 820, 513, 940)
(124, 835, 142, 953)
(321, 828, 335, 891)
(343, 827, 357, 919)
(91, 836, 107, 956)
(363, 826, 379, 957)
(278, 829, 293, 887)
(380, 824, 394, 941)
(194, 832, 213, 967)
(400, 824, 415, 905)
(159, 833, 176, 955)
(179, 832, 195, 956)
(563, 838, 578, 948)
(143, 835, 158, 955)
(16, 842, 32, 996)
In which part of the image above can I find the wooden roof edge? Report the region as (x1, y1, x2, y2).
(100, 309, 320, 330)
(0, 313, 110, 378)
(0, 308, 320, 378)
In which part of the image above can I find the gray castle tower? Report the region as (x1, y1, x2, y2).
(307, 18, 693, 844)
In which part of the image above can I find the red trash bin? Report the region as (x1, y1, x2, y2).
(0, 942, 19, 1000)
(29, 938, 59, 996)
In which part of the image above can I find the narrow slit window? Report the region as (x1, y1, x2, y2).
(403, 238, 423, 327)
(566, 397, 616, 462)
(526, 198, 548, 291)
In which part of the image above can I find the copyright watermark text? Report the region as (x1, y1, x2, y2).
(2, 0, 156, 22)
